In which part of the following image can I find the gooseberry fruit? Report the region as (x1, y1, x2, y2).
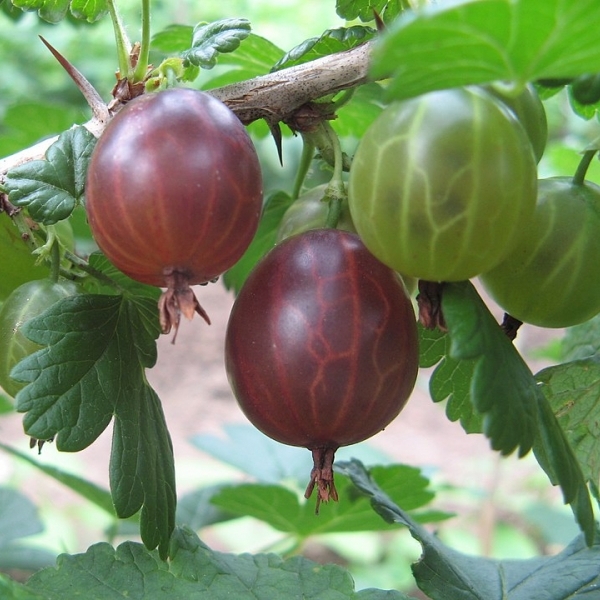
(483, 83, 548, 162)
(85, 88, 263, 338)
(278, 186, 417, 295)
(0, 278, 78, 397)
(479, 177, 600, 328)
(225, 229, 419, 510)
(348, 87, 538, 282)
(276, 184, 356, 242)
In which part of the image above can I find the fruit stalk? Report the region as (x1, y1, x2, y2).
(573, 149, 597, 185)
(305, 447, 339, 514)
(132, 0, 151, 83)
(106, 0, 133, 81)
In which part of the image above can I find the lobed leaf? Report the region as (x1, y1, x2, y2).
(272, 26, 375, 72)
(4, 127, 96, 225)
(10, 0, 68, 22)
(11, 290, 175, 558)
(68, 0, 106, 22)
(419, 325, 483, 434)
(442, 282, 537, 456)
(23, 527, 414, 599)
(10, 0, 106, 22)
(336, 0, 409, 23)
(535, 358, 600, 488)
(372, 0, 600, 101)
(151, 24, 193, 54)
(0, 547, 56, 578)
(417, 324, 446, 368)
(181, 18, 252, 69)
(200, 34, 284, 90)
(210, 465, 445, 538)
(1, 1, 26, 20)
(340, 460, 600, 600)
(430, 352, 482, 434)
(561, 313, 600, 361)
(84, 252, 161, 301)
(441, 282, 595, 545)
(0, 574, 44, 600)
(111, 384, 175, 558)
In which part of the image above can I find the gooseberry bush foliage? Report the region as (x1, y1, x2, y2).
(1, 0, 600, 598)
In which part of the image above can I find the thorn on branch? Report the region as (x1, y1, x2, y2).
(39, 36, 110, 125)
(373, 10, 386, 32)
(266, 120, 284, 166)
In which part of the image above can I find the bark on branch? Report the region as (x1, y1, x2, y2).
(0, 41, 373, 177)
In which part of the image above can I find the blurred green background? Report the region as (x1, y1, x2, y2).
(1, 1, 600, 596)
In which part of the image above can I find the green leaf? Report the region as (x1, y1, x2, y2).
(336, 0, 409, 23)
(181, 18, 252, 69)
(430, 352, 481, 434)
(0, 486, 44, 544)
(10, 0, 106, 22)
(341, 460, 600, 600)
(223, 191, 294, 294)
(0, 393, 12, 413)
(211, 465, 444, 538)
(417, 324, 446, 368)
(442, 282, 595, 545)
(5, 127, 97, 225)
(0, 442, 116, 517)
(0, 546, 56, 576)
(273, 26, 375, 71)
(25, 527, 414, 599)
(191, 423, 311, 484)
(418, 325, 483, 434)
(68, 0, 107, 22)
(536, 357, 600, 488)
(442, 282, 538, 456)
(0, 574, 44, 600)
(176, 485, 238, 530)
(0, 486, 56, 573)
(11, 0, 68, 22)
(1, 1, 26, 20)
(372, 0, 600, 101)
(84, 252, 161, 300)
(11, 293, 175, 558)
(333, 83, 386, 139)
(111, 384, 175, 559)
(12, 295, 121, 447)
(561, 312, 600, 361)
(151, 24, 193, 54)
(0, 101, 84, 158)
(200, 34, 284, 90)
